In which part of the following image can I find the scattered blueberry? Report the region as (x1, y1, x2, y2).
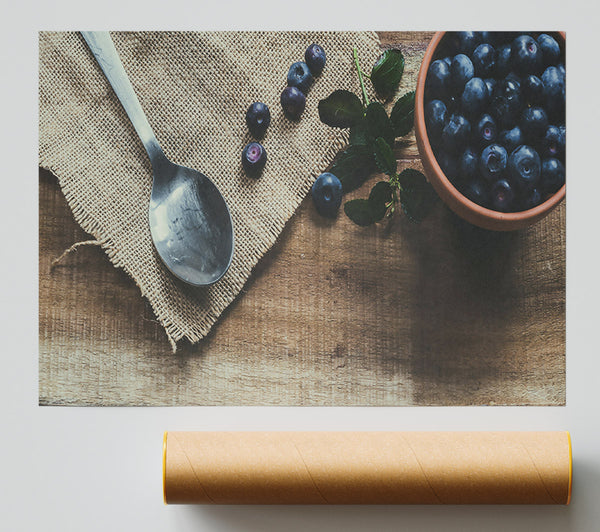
(508, 145, 541, 190)
(312, 172, 343, 217)
(280, 86, 306, 119)
(479, 144, 508, 182)
(242, 142, 267, 176)
(304, 44, 326, 76)
(245, 102, 271, 138)
(490, 179, 515, 212)
(425, 99, 448, 140)
(541, 158, 565, 194)
(472, 43, 496, 77)
(287, 61, 314, 94)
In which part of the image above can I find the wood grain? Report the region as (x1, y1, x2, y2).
(39, 31, 565, 406)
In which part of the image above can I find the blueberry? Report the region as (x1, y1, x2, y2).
(495, 44, 512, 77)
(455, 31, 482, 55)
(311, 172, 342, 217)
(442, 114, 471, 151)
(508, 145, 541, 190)
(472, 43, 496, 77)
(425, 99, 447, 140)
(490, 179, 515, 212)
(242, 142, 267, 176)
(475, 113, 497, 147)
(521, 106, 549, 142)
(542, 66, 566, 118)
(521, 74, 544, 106)
(511, 34, 542, 74)
(541, 158, 565, 194)
(541, 125, 565, 160)
(287, 61, 314, 94)
(461, 77, 488, 116)
(436, 149, 459, 181)
(479, 144, 508, 182)
(490, 77, 522, 128)
(450, 54, 475, 93)
(522, 187, 543, 210)
(280, 86, 306, 119)
(245, 102, 271, 138)
(537, 34, 561, 67)
(498, 126, 524, 154)
(304, 44, 326, 76)
(484, 78, 496, 99)
(460, 146, 479, 179)
(426, 59, 451, 98)
(557, 63, 566, 79)
(442, 56, 453, 68)
(462, 179, 489, 207)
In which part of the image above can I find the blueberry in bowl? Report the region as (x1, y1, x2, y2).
(415, 31, 566, 231)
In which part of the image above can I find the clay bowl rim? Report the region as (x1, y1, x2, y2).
(414, 31, 566, 231)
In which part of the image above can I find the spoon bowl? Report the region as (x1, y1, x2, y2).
(82, 31, 234, 286)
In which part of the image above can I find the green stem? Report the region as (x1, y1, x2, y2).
(353, 47, 370, 107)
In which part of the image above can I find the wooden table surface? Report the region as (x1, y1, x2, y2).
(39, 32, 566, 406)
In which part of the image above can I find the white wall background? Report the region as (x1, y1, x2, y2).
(2, 1, 599, 530)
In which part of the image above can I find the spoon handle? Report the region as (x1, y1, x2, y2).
(81, 31, 165, 165)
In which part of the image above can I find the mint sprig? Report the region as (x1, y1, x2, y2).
(318, 47, 437, 226)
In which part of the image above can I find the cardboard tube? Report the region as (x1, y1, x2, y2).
(163, 431, 572, 505)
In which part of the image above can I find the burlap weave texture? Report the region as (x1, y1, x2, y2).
(39, 31, 381, 350)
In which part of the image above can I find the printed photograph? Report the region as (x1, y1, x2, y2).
(39, 31, 566, 406)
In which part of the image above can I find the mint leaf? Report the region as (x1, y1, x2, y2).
(365, 102, 395, 147)
(349, 115, 370, 146)
(390, 91, 415, 137)
(368, 181, 393, 221)
(370, 49, 405, 98)
(344, 199, 375, 226)
(398, 168, 438, 222)
(318, 90, 364, 128)
(372, 137, 397, 176)
(331, 145, 376, 193)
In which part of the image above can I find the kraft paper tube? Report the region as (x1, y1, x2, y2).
(163, 431, 572, 505)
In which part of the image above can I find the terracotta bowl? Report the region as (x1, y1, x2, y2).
(414, 32, 566, 231)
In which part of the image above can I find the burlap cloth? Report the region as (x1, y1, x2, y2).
(39, 31, 382, 351)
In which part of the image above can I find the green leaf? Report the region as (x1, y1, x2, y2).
(368, 181, 393, 221)
(331, 145, 376, 193)
(398, 168, 439, 223)
(372, 137, 397, 177)
(344, 199, 375, 226)
(318, 90, 364, 128)
(365, 102, 395, 147)
(390, 91, 415, 138)
(349, 115, 370, 146)
(370, 49, 405, 98)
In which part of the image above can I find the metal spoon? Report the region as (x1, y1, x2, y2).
(81, 31, 234, 286)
